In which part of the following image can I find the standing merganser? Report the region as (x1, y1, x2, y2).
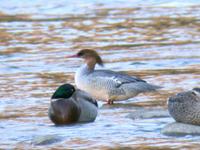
(68, 49, 162, 104)
(48, 84, 98, 125)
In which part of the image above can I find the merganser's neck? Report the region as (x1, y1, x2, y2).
(83, 64, 95, 73)
(84, 57, 97, 70)
(75, 64, 94, 90)
(86, 62, 96, 70)
(76, 64, 93, 78)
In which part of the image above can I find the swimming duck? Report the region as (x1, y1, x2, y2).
(48, 84, 98, 125)
(168, 88, 200, 125)
(68, 49, 162, 104)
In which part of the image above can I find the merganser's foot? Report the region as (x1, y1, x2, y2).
(107, 99, 114, 105)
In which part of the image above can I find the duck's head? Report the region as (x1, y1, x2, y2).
(68, 49, 103, 69)
(193, 88, 200, 93)
(192, 88, 200, 97)
(49, 84, 80, 125)
(51, 84, 76, 99)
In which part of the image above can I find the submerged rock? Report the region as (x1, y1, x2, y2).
(161, 122, 200, 136)
(128, 108, 169, 119)
(32, 135, 61, 145)
(106, 146, 176, 150)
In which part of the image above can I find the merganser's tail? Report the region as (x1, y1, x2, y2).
(134, 82, 162, 93)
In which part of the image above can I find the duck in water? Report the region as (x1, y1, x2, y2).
(48, 84, 98, 125)
(168, 88, 200, 125)
(68, 49, 162, 104)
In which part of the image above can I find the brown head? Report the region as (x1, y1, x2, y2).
(68, 49, 103, 69)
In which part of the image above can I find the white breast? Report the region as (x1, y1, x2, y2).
(75, 65, 89, 91)
(75, 65, 109, 101)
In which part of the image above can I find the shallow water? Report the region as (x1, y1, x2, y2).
(0, 0, 200, 149)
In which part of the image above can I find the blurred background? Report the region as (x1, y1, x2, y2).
(0, 0, 200, 149)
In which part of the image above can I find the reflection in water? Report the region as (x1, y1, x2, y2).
(0, 0, 200, 149)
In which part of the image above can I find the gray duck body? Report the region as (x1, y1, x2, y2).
(49, 88, 98, 125)
(75, 64, 161, 102)
(168, 88, 200, 125)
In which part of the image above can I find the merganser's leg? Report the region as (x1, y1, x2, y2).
(107, 99, 114, 105)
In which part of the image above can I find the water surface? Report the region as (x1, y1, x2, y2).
(0, 0, 200, 149)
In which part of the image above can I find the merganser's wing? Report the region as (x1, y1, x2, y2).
(91, 70, 146, 88)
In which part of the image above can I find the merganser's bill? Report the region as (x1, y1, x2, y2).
(68, 49, 162, 104)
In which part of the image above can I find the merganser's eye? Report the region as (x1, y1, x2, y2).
(77, 52, 83, 57)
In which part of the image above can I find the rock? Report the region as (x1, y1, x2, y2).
(161, 122, 200, 136)
(128, 108, 169, 119)
(32, 134, 61, 145)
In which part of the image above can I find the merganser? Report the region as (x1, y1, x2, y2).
(48, 84, 98, 125)
(168, 88, 200, 125)
(68, 49, 162, 104)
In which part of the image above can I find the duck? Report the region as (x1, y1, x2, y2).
(48, 83, 98, 125)
(68, 49, 162, 104)
(168, 88, 200, 126)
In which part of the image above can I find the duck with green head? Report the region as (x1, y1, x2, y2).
(48, 84, 98, 125)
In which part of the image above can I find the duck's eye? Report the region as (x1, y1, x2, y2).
(192, 91, 196, 96)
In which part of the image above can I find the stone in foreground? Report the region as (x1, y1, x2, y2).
(128, 108, 169, 119)
(32, 135, 61, 145)
(161, 122, 200, 136)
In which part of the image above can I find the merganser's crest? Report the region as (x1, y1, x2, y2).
(77, 49, 104, 66)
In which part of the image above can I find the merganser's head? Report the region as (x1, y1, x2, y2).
(68, 49, 103, 69)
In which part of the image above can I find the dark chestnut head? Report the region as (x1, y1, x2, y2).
(76, 49, 103, 67)
(67, 49, 104, 70)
